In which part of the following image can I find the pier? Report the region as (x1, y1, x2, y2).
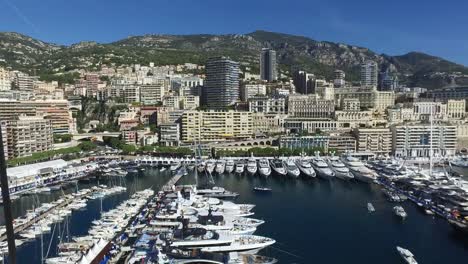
(162, 170, 185, 192)
(0, 189, 96, 242)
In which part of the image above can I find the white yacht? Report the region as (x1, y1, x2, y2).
(258, 159, 272, 178)
(393, 206, 407, 219)
(295, 158, 316, 178)
(396, 246, 418, 264)
(246, 158, 258, 176)
(284, 159, 300, 178)
(206, 160, 216, 174)
(310, 157, 335, 180)
(327, 156, 354, 180)
(341, 155, 377, 183)
(200, 235, 275, 254)
(269, 159, 286, 176)
(197, 161, 206, 173)
(225, 159, 235, 173)
(235, 161, 245, 175)
(215, 160, 226, 175)
(231, 217, 265, 228)
(450, 156, 468, 177)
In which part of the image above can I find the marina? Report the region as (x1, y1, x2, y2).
(0, 154, 467, 263)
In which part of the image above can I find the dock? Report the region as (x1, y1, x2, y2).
(162, 170, 185, 192)
(0, 189, 96, 242)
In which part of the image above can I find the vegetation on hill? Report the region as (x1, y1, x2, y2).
(1, 31, 468, 88)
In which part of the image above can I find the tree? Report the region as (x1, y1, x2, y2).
(78, 141, 97, 151)
(121, 144, 137, 154)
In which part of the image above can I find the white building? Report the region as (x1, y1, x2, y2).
(248, 96, 286, 114)
(288, 94, 335, 118)
(392, 124, 457, 158)
(0, 67, 11, 91)
(241, 84, 267, 101)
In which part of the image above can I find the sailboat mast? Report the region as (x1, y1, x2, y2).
(429, 104, 433, 177)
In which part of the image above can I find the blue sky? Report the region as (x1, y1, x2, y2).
(1, 0, 467, 65)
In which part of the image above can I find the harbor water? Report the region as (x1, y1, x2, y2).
(2, 168, 468, 263)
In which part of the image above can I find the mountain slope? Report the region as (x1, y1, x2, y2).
(0, 30, 467, 88)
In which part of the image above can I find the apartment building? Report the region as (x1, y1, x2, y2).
(248, 96, 286, 114)
(0, 99, 74, 134)
(288, 94, 335, 118)
(181, 111, 252, 143)
(354, 128, 392, 155)
(159, 123, 180, 146)
(0, 67, 11, 91)
(335, 86, 395, 111)
(392, 124, 457, 157)
(140, 80, 166, 105)
(241, 84, 267, 101)
(2, 116, 53, 159)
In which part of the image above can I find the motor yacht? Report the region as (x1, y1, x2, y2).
(327, 156, 354, 180)
(295, 158, 316, 178)
(396, 246, 418, 264)
(310, 157, 335, 180)
(246, 158, 258, 176)
(215, 160, 226, 174)
(200, 235, 275, 254)
(341, 155, 377, 183)
(284, 159, 300, 178)
(225, 159, 235, 174)
(197, 161, 206, 173)
(258, 158, 272, 178)
(235, 161, 245, 175)
(269, 159, 286, 176)
(206, 160, 216, 174)
(393, 206, 407, 219)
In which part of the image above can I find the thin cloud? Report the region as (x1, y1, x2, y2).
(2, 0, 40, 34)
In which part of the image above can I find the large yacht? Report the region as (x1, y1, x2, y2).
(215, 160, 226, 175)
(341, 155, 377, 183)
(396, 246, 418, 264)
(284, 159, 300, 178)
(327, 156, 354, 180)
(269, 159, 286, 176)
(235, 161, 245, 175)
(258, 159, 272, 178)
(197, 161, 206, 173)
(206, 160, 216, 174)
(225, 159, 235, 174)
(450, 156, 468, 177)
(295, 158, 316, 178)
(310, 157, 335, 180)
(246, 158, 258, 176)
(200, 235, 275, 254)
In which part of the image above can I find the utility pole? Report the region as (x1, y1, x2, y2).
(0, 124, 16, 263)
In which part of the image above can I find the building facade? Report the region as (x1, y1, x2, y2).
(392, 124, 457, 157)
(260, 48, 277, 82)
(159, 123, 180, 146)
(181, 111, 252, 143)
(140, 81, 166, 105)
(288, 94, 335, 118)
(3, 116, 53, 159)
(204, 57, 240, 108)
(241, 84, 267, 101)
(0, 67, 11, 91)
(248, 96, 286, 114)
(361, 61, 378, 87)
(354, 128, 392, 155)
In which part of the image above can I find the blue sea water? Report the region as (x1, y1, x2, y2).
(1, 168, 468, 263)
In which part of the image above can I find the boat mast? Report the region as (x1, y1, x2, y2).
(429, 104, 433, 177)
